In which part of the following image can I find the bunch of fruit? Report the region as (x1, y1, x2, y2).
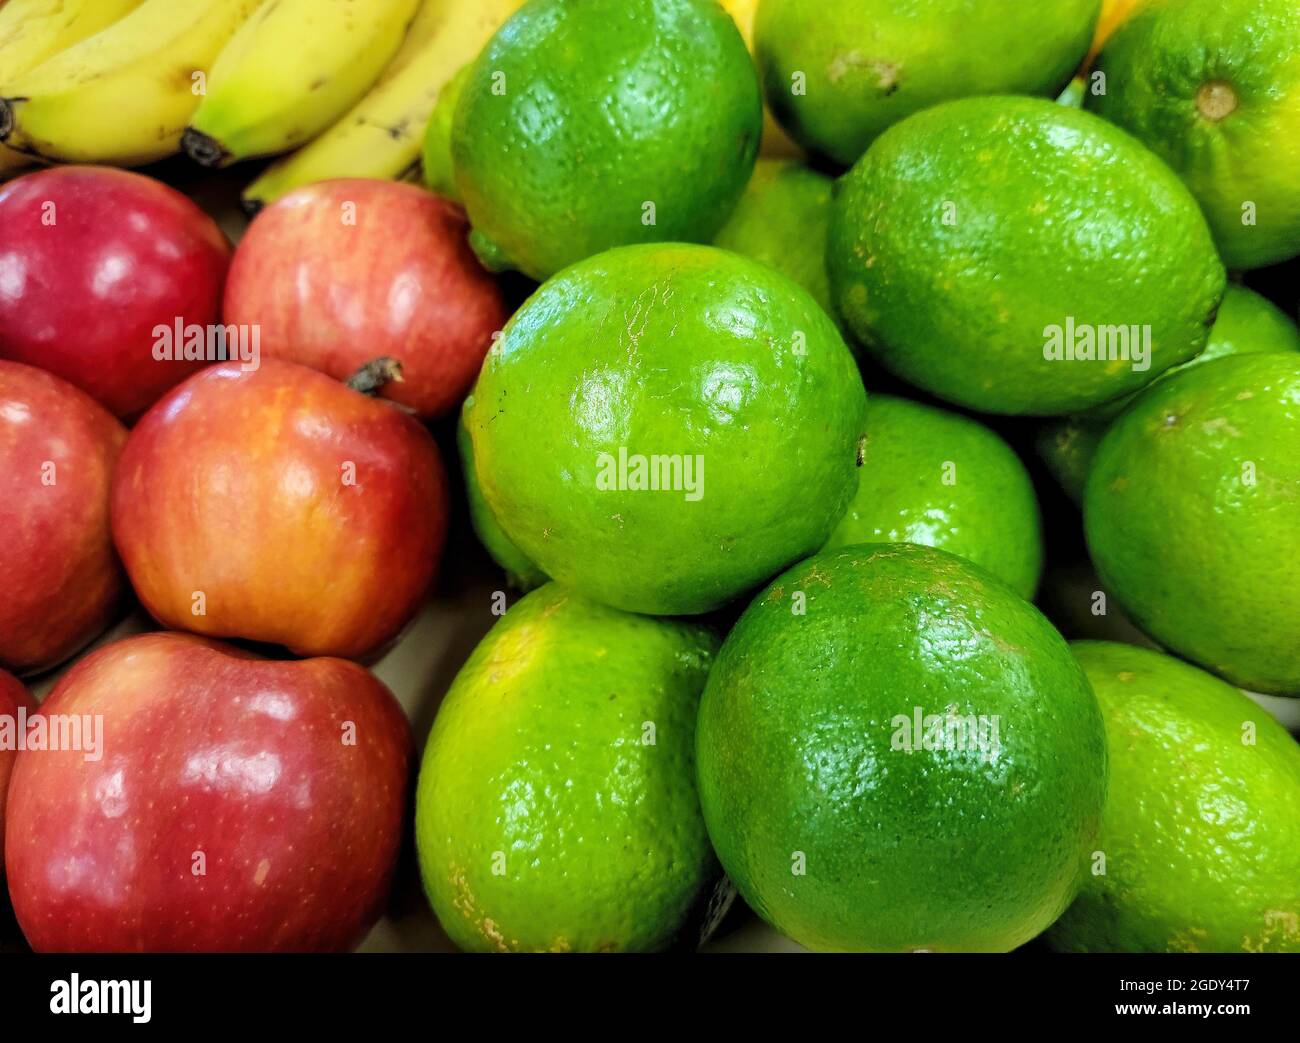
(0, 0, 1297, 954)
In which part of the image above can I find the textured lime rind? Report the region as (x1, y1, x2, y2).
(1089, 0, 1300, 270)
(452, 0, 762, 279)
(1050, 641, 1300, 953)
(828, 95, 1226, 415)
(696, 543, 1107, 952)
(466, 243, 868, 617)
(823, 394, 1043, 598)
(1085, 353, 1300, 695)
(755, 0, 1101, 165)
(415, 583, 720, 952)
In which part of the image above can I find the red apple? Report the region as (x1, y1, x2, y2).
(0, 362, 127, 675)
(111, 359, 447, 659)
(0, 670, 36, 875)
(0, 166, 232, 420)
(4, 632, 411, 952)
(224, 179, 506, 419)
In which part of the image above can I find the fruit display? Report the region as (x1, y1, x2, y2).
(0, 0, 1297, 969)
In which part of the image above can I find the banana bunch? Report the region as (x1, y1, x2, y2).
(184, 0, 421, 168)
(242, 0, 527, 211)
(0, 0, 264, 167)
(0, 0, 147, 174)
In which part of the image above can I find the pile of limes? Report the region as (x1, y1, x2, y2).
(419, 0, 1299, 953)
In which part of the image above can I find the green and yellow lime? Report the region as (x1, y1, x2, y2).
(465, 243, 867, 616)
(1050, 641, 1300, 952)
(415, 583, 720, 952)
(823, 394, 1043, 598)
(695, 543, 1107, 952)
(1085, 353, 1300, 695)
(754, 0, 1101, 166)
(1089, 0, 1300, 269)
(452, 0, 761, 279)
(828, 95, 1225, 415)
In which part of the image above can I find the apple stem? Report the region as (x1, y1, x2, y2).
(346, 358, 405, 396)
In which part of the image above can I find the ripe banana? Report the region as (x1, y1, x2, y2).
(184, 0, 421, 168)
(0, 0, 147, 173)
(0, 0, 264, 166)
(242, 0, 526, 212)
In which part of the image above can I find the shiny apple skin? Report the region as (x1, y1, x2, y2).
(0, 670, 36, 874)
(0, 166, 232, 420)
(111, 360, 448, 659)
(224, 179, 506, 419)
(4, 633, 411, 953)
(0, 362, 127, 675)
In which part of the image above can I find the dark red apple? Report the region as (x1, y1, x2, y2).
(4, 632, 411, 952)
(0, 669, 36, 875)
(224, 179, 506, 419)
(111, 359, 447, 659)
(0, 361, 127, 675)
(0, 166, 232, 420)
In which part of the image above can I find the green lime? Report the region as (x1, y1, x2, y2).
(1088, 0, 1300, 270)
(828, 95, 1226, 415)
(1040, 283, 1300, 501)
(465, 243, 867, 616)
(415, 583, 720, 952)
(1050, 641, 1300, 952)
(451, 0, 761, 280)
(456, 408, 547, 591)
(823, 394, 1043, 598)
(753, 0, 1101, 166)
(1085, 353, 1300, 695)
(695, 543, 1107, 952)
(713, 158, 835, 320)
(422, 62, 471, 203)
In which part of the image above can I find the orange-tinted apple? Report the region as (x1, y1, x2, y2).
(111, 360, 448, 659)
(4, 633, 411, 952)
(224, 179, 507, 419)
(0, 362, 127, 675)
(0, 167, 232, 420)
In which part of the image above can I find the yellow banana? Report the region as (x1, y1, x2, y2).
(0, 0, 264, 166)
(184, 0, 421, 168)
(0, 0, 147, 173)
(242, 0, 526, 212)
